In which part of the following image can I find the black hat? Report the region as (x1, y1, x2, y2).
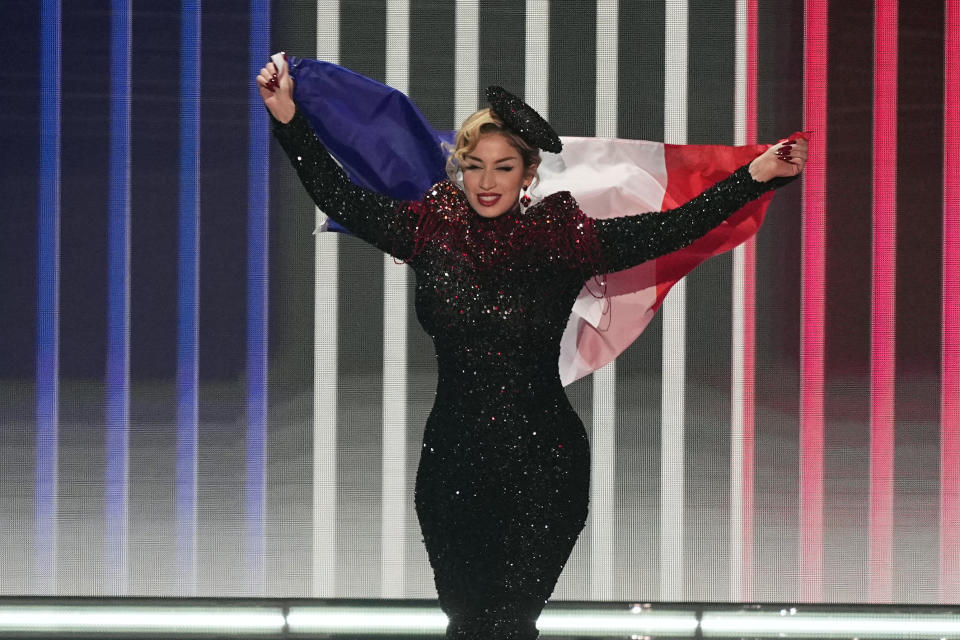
(485, 85, 562, 154)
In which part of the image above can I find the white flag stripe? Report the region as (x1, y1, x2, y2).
(660, 0, 688, 602)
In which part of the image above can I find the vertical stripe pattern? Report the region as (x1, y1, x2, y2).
(246, 0, 271, 595)
(800, 0, 827, 602)
(730, 0, 758, 602)
(660, 0, 688, 602)
(588, 0, 617, 602)
(313, 0, 340, 599)
(454, 0, 479, 126)
(35, 0, 61, 597)
(525, 0, 549, 112)
(176, 0, 201, 594)
(869, 0, 897, 603)
(106, 0, 132, 595)
(942, 0, 960, 605)
(1, 0, 954, 604)
(381, 0, 410, 598)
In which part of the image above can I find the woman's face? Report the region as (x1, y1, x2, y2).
(461, 133, 535, 219)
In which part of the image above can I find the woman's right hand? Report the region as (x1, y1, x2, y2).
(257, 53, 295, 124)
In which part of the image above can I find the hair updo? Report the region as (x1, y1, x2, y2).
(445, 108, 541, 182)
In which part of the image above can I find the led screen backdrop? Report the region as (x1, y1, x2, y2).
(0, 0, 957, 604)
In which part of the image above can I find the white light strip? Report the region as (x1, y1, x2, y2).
(0, 606, 284, 634)
(733, 0, 747, 147)
(589, 0, 618, 603)
(289, 606, 448, 634)
(382, 0, 411, 599)
(701, 610, 960, 637)
(3, 604, 958, 638)
(595, 0, 617, 139)
(663, 0, 688, 146)
(313, 0, 340, 600)
(525, 0, 549, 116)
(288, 606, 699, 636)
(659, 281, 686, 600)
(590, 363, 616, 600)
(454, 0, 479, 127)
(381, 253, 408, 598)
(385, 0, 410, 95)
(660, 0, 688, 602)
(538, 608, 699, 635)
(729, 0, 748, 602)
(730, 243, 746, 590)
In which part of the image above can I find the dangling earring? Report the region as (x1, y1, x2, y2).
(520, 185, 531, 209)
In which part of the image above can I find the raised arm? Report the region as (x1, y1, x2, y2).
(587, 138, 805, 274)
(259, 56, 422, 259)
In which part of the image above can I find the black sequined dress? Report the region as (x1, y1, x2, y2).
(274, 110, 791, 640)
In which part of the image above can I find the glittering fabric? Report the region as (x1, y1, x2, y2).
(486, 85, 563, 153)
(274, 110, 790, 640)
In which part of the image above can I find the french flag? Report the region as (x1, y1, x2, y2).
(289, 57, 778, 385)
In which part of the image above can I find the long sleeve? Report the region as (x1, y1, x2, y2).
(587, 164, 795, 274)
(272, 109, 423, 260)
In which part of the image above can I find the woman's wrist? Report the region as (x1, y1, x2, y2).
(748, 155, 776, 183)
(269, 100, 296, 124)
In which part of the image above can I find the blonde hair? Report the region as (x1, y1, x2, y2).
(445, 108, 541, 181)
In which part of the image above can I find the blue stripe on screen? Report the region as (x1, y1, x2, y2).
(176, 0, 201, 590)
(106, 0, 132, 592)
(246, 0, 270, 590)
(36, 0, 61, 594)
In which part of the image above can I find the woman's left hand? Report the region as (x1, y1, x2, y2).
(749, 135, 808, 182)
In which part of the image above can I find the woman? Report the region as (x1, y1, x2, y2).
(259, 57, 805, 640)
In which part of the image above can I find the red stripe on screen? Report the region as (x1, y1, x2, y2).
(869, 0, 897, 604)
(941, 0, 960, 604)
(800, 0, 827, 602)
